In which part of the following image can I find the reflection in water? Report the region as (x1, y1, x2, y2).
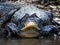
(0, 38, 60, 45)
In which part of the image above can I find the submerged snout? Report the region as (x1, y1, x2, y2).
(20, 22, 40, 38)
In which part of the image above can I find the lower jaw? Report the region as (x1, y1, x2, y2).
(19, 31, 39, 38)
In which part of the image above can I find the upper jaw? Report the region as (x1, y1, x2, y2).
(21, 22, 40, 31)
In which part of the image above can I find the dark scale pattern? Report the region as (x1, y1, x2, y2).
(0, 2, 59, 38)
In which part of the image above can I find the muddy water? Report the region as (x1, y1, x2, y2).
(0, 38, 60, 45)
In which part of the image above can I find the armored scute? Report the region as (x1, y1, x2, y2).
(0, 2, 59, 38)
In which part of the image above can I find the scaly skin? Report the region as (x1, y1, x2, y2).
(0, 2, 58, 38)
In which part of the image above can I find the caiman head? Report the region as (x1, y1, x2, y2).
(11, 6, 50, 38)
(19, 13, 41, 38)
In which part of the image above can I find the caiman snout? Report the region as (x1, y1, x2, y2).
(20, 22, 40, 38)
(21, 22, 40, 31)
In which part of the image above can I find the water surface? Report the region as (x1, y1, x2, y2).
(0, 37, 60, 45)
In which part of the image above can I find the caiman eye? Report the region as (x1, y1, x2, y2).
(31, 13, 38, 18)
(20, 13, 29, 21)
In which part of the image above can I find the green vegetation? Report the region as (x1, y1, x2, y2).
(57, 0, 60, 2)
(55, 0, 60, 3)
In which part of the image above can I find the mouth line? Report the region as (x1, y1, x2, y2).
(21, 26, 40, 31)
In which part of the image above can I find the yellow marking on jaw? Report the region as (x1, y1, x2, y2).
(21, 22, 40, 31)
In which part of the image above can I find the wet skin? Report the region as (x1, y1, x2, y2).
(0, 3, 59, 38)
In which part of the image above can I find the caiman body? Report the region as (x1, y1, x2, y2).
(0, 2, 59, 38)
